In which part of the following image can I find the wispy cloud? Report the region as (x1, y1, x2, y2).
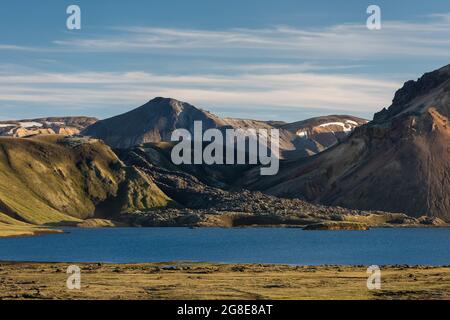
(0, 44, 41, 51)
(1, 13, 448, 120)
(0, 69, 400, 119)
(49, 14, 450, 58)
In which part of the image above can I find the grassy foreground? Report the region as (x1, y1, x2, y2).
(0, 262, 448, 300)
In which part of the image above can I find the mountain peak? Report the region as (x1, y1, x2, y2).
(82, 97, 217, 148)
(142, 97, 186, 111)
(147, 96, 182, 104)
(252, 64, 450, 221)
(138, 97, 202, 117)
(374, 64, 450, 122)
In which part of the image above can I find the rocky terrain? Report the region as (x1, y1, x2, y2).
(0, 116, 97, 138)
(241, 64, 450, 222)
(112, 143, 437, 229)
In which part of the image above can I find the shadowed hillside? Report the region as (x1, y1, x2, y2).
(241, 65, 450, 221)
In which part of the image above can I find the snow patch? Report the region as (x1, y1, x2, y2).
(18, 121, 43, 128)
(318, 120, 360, 133)
(297, 130, 308, 139)
(44, 121, 65, 126)
(345, 120, 359, 126)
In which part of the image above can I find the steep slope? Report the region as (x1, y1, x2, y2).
(0, 135, 173, 225)
(83, 97, 364, 157)
(242, 65, 450, 221)
(84, 98, 217, 148)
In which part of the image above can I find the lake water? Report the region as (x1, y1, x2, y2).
(0, 227, 449, 265)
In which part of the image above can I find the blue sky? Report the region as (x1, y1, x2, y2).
(1, 0, 449, 121)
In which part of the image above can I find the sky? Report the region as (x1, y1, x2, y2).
(0, 0, 450, 122)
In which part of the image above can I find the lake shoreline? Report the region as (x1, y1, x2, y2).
(3, 220, 449, 239)
(2, 211, 449, 239)
(0, 226, 64, 239)
(0, 262, 449, 300)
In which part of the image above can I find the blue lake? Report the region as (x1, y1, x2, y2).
(0, 227, 449, 265)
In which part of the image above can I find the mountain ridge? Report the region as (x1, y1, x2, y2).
(241, 64, 450, 221)
(83, 97, 367, 158)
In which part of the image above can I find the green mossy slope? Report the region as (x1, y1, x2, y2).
(0, 135, 173, 226)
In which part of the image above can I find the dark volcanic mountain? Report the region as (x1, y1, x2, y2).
(83, 97, 230, 148)
(242, 65, 450, 221)
(82, 97, 366, 157)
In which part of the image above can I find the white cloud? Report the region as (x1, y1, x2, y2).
(49, 14, 450, 58)
(0, 69, 400, 117)
(2, 14, 448, 119)
(0, 44, 39, 51)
